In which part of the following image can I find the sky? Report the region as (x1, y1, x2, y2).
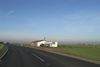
(0, 0, 100, 43)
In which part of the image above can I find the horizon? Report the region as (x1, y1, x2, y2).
(0, 0, 100, 43)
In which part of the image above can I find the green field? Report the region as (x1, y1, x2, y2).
(39, 45, 100, 61)
(0, 44, 4, 50)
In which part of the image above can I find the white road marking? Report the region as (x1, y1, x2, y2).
(32, 53, 45, 62)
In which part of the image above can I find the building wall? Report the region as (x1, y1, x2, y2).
(31, 41, 58, 47)
(37, 41, 46, 47)
(50, 42, 58, 47)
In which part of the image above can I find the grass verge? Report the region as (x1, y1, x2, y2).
(33, 45, 100, 62)
(0, 44, 4, 50)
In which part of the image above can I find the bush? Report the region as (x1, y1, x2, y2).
(0, 41, 4, 44)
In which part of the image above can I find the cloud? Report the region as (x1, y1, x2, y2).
(7, 10, 15, 16)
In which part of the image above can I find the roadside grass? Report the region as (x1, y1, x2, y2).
(38, 45, 100, 61)
(0, 44, 4, 50)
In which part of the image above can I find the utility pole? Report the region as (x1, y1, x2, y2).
(43, 32, 46, 41)
(44, 37, 46, 41)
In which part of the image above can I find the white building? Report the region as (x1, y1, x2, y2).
(31, 40, 58, 47)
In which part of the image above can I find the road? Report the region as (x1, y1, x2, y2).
(0, 45, 100, 67)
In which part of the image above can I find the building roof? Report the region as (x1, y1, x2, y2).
(32, 40, 46, 43)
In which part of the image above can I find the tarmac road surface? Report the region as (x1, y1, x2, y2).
(0, 45, 100, 67)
